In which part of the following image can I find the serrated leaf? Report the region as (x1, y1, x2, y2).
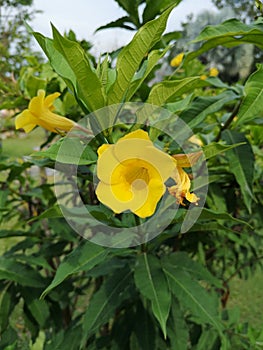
(41, 241, 107, 298)
(108, 5, 176, 104)
(236, 64, 263, 126)
(82, 268, 133, 339)
(134, 253, 171, 338)
(163, 265, 223, 334)
(222, 130, 255, 212)
(52, 25, 106, 111)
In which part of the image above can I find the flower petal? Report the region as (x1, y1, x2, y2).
(44, 92, 61, 109)
(97, 145, 124, 184)
(96, 181, 131, 214)
(132, 178, 165, 218)
(114, 138, 174, 182)
(15, 110, 37, 133)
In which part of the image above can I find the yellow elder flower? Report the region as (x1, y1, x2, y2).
(96, 130, 199, 218)
(170, 52, 184, 67)
(15, 90, 75, 133)
(209, 67, 219, 77)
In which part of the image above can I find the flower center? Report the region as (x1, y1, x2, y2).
(125, 165, 149, 188)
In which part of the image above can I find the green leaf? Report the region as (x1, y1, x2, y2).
(134, 253, 171, 338)
(143, 0, 182, 23)
(28, 204, 62, 223)
(147, 77, 208, 106)
(236, 64, 263, 126)
(180, 91, 239, 129)
(82, 267, 133, 339)
(184, 19, 263, 64)
(41, 241, 107, 298)
(52, 25, 106, 111)
(126, 47, 170, 100)
(22, 288, 50, 327)
(32, 137, 97, 165)
(108, 5, 176, 104)
(163, 265, 223, 334)
(0, 287, 18, 332)
(0, 258, 45, 287)
(31, 31, 76, 95)
(165, 93, 193, 113)
(202, 142, 245, 160)
(113, 0, 140, 27)
(199, 208, 252, 228)
(133, 301, 156, 350)
(162, 252, 221, 288)
(222, 130, 255, 212)
(96, 16, 135, 32)
(167, 299, 189, 350)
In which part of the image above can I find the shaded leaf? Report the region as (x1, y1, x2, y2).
(163, 265, 223, 334)
(236, 64, 263, 126)
(82, 267, 133, 339)
(41, 241, 107, 298)
(162, 252, 221, 288)
(0, 258, 45, 287)
(180, 91, 239, 129)
(222, 130, 255, 212)
(134, 253, 171, 338)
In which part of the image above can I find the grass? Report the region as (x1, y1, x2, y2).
(2, 127, 46, 158)
(228, 272, 263, 329)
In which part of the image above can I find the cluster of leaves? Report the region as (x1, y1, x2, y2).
(0, 1, 263, 349)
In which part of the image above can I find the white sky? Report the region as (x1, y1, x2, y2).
(31, 0, 218, 55)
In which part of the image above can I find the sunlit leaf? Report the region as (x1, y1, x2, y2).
(184, 19, 263, 64)
(108, 5, 176, 104)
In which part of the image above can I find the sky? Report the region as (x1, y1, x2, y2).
(31, 0, 218, 55)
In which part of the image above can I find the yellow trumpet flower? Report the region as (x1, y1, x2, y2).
(96, 130, 200, 218)
(15, 90, 75, 133)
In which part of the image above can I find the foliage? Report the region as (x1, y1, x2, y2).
(0, 1, 263, 349)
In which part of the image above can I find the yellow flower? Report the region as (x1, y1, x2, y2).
(96, 130, 200, 218)
(170, 52, 184, 67)
(96, 130, 175, 218)
(168, 152, 201, 206)
(15, 90, 75, 133)
(209, 67, 219, 77)
(200, 74, 208, 80)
